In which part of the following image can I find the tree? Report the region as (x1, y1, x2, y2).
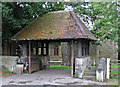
(73, 2, 118, 42)
(2, 2, 65, 42)
(2, 2, 119, 43)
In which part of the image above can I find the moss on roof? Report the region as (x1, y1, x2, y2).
(11, 11, 97, 41)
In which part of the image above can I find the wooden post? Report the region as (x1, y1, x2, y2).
(71, 40, 74, 78)
(106, 58, 110, 79)
(77, 39, 82, 58)
(22, 43, 27, 57)
(29, 41, 31, 74)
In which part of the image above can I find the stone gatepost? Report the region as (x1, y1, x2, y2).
(96, 58, 106, 82)
(74, 57, 91, 78)
(75, 58, 83, 78)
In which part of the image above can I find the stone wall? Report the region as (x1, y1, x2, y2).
(89, 40, 118, 65)
(1, 56, 18, 73)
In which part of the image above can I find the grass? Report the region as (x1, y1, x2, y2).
(91, 66, 96, 68)
(111, 64, 120, 67)
(111, 71, 120, 74)
(110, 71, 120, 77)
(50, 64, 120, 73)
(2, 72, 10, 75)
(50, 65, 71, 69)
(50, 65, 97, 69)
(0, 71, 11, 77)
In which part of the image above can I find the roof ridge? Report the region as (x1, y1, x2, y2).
(70, 11, 87, 37)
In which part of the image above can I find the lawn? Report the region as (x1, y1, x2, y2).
(50, 65, 97, 69)
(111, 71, 120, 74)
(111, 64, 120, 67)
(50, 65, 71, 69)
(0, 71, 11, 77)
(91, 66, 96, 68)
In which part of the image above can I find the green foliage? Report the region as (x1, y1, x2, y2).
(2, 2, 33, 42)
(2, 2, 65, 42)
(73, 2, 118, 42)
(2, 2, 119, 43)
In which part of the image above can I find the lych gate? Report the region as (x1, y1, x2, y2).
(11, 11, 97, 78)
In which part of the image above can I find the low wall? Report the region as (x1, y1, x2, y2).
(1, 56, 18, 73)
(74, 56, 91, 78)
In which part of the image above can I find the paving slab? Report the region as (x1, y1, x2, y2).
(2, 69, 107, 85)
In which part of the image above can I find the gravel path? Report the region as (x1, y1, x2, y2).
(2, 69, 107, 85)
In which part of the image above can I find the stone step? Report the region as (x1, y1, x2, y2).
(83, 75, 96, 80)
(87, 67, 96, 70)
(84, 72, 96, 75)
(90, 68, 96, 70)
(83, 68, 96, 80)
(85, 69, 96, 72)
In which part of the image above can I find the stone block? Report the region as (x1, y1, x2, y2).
(74, 56, 91, 78)
(96, 58, 106, 82)
(16, 64, 24, 74)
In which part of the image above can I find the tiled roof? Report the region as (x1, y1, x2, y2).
(11, 11, 97, 41)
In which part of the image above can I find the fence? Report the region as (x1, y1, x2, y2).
(110, 59, 119, 78)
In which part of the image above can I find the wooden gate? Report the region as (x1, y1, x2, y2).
(31, 57, 39, 73)
(110, 60, 120, 78)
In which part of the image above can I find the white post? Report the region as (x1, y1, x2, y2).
(94, 59, 96, 66)
(12, 65, 13, 73)
(106, 58, 110, 79)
